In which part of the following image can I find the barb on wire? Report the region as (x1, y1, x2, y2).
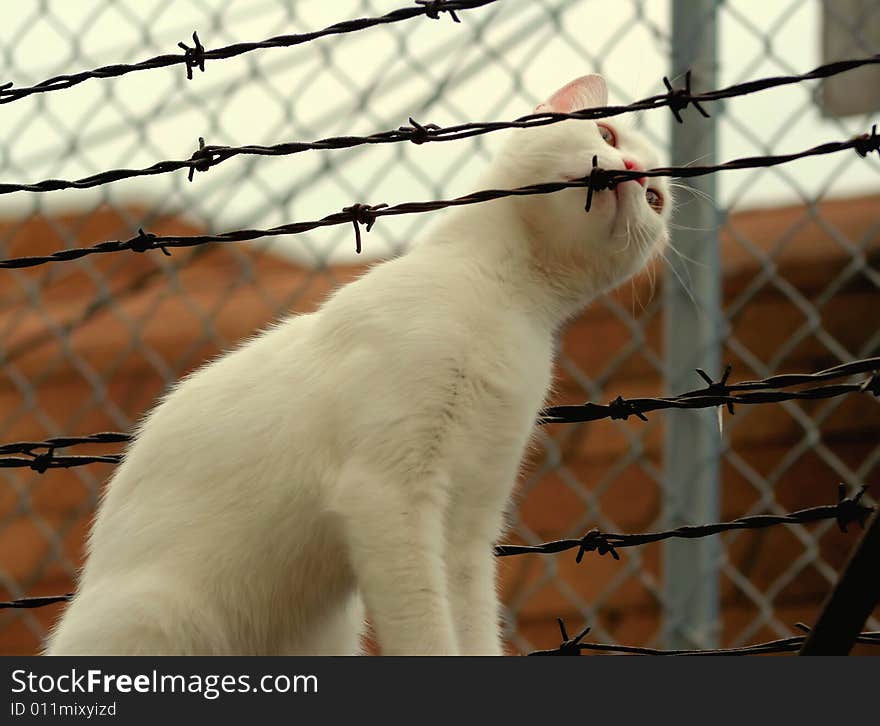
(2, 54, 879, 198)
(0, 432, 130, 457)
(343, 203, 389, 253)
(416, 0, 462, 22)
(0, 0, 498, 105)
(178, 32, 206, 81)
(541, 357, 880, 425)
(400, 117, 443, 145)
(0, 432, 129, 473)
(187, 137, 217, 181)
(495, 486, 874, 562)
(663, 70, 711, 123)
(0, 453, 122, 472)
(853, 123, 880, 158)
(528, 618, 880, 656)
(693, 365, 736, 414)
(2, 130, 879, 269)
(583, 155, 616, 212)
(528, 618, 593, 656)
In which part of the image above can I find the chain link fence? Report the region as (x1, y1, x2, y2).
(1, 0, 878, 654)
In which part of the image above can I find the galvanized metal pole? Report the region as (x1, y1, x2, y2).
(663, 0, 723, 649)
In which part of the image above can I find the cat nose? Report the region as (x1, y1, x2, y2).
(623, 159, 646, 186)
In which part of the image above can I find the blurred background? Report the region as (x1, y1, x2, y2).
(0, 0, 878, 654)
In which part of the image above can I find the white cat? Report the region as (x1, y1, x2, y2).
(45, 75, 670, 656)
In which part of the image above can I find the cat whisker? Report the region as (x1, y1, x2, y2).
(615, 219, 633, 254)
(630, 275, 647, 315)
(632, 224, 657, 299)
(677, 151, 716, 168)
(668, 222, 713, 232)
(668, 181, 716, 205)
(660, 248, 701, 311)
(665, 240, 709, 269)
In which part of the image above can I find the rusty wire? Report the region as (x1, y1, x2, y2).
(1, 128, 878, 269)
(1, 55, 878, 197)
(540, 357, 880, 424)
(2, 487, 872, 611)
(0, 432, 130, 473)
(0, 358, 876, 472)
(0, 0, 496, 105)
(495, 485, 873, 563)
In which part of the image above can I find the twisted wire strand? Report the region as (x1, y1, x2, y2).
(1, 358, 876, 471)
(495, 486, 874, 562)
(0, 1, 498, 105)
(2, 483, 872, 612)
(1, 128, 878, 270)
(1, 54, 878, 196)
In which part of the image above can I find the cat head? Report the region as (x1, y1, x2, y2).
(491, 75, 671, 299)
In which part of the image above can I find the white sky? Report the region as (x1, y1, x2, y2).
(1, 0, 878, 265)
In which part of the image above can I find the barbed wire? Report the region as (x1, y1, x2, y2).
(0, 0, 497, 105)
(1, 128, 878, 270)
(531, 510, 880, 656)
(1, 54, 878, 197)
(2, 487, 871, 611)
(540, 357, 880, 424)
(1, 358, 876, 472)
(0, 432, 131, 456)
(496, 484, 873, 562)
(0, 432, 127, 473)
(527, 618, 880, 656)
(2, 1, 877, 658)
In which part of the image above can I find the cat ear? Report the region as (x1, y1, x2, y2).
(536, 75, 608, 113)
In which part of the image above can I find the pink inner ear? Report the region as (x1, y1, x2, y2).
(537, 75, 608, 113)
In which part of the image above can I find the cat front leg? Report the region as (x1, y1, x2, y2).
(330, 461, 458, 655)
(445, 440, 532, 655)
(447, 543, 504, 655)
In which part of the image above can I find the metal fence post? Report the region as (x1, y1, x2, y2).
(663, 0, 723, 649)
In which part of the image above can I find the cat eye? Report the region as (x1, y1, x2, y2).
(597, 124, 616, 146)
(646, 188, 664, 213)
